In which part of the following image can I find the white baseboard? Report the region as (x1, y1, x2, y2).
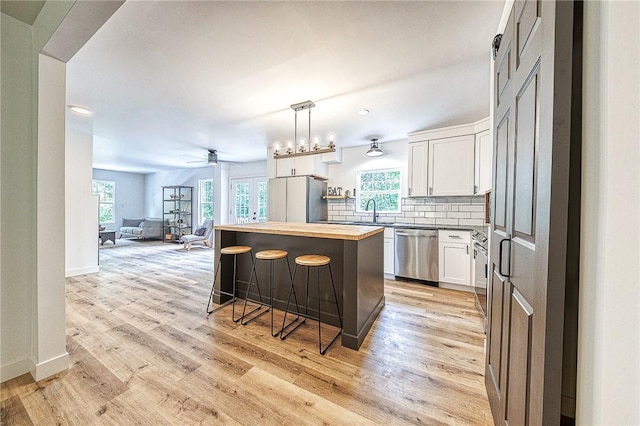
(1, 356, 35, 383)
(65, 265, 99, 277)
(438, 281, 475, 293)
(31, 352, 69, 381)
(1, 352, 70, 383)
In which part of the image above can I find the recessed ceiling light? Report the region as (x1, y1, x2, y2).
(358, 109, 370, 116)
(68, 105, 93, 116)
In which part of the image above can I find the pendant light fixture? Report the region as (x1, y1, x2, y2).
(366, 138, 384, 157)
(273, 100, 336, 158)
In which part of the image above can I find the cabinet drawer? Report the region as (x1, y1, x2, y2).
(438, 230, 470, 244)
(384, 227, 395, 239)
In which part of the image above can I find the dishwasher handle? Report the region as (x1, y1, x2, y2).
(395, 231, 437, 237)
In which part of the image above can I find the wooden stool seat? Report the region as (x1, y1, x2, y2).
(256, 249, 288, 260)
(295, 255, 331, 267)
(220, 245, 252, 255)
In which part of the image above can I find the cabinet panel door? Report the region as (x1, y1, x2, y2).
(475, 130, 493, 194)
(276, 157, 295, 177)
(408, 141, 429, 197)
(384, 237, 395, 274)
(429, 135, 475, 196)
(439, 242, 471, 286)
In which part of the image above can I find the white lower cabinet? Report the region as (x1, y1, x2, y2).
(438, 230, 471, 287)
(384, 227, 395, 275)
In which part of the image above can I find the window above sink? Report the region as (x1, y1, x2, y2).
(356, 168, 401, 214)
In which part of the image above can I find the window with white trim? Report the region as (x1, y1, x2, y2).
(92, 180, 116, 224)
(198, 179, 214, 224)
(356, 169, 401, 213)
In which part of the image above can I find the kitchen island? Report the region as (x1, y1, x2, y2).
(213, 222, 384, 350)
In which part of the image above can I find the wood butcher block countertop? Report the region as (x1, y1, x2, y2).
(215, 221, 383, 241)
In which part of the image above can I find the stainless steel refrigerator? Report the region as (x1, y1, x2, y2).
(268, 176, 327, 223)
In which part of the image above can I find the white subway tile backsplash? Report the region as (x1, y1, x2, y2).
(327, 196, 485, 227)
(446, 212, 472, 219)
(396, 217, 415, 224)
(459, 218, 485, 226)
(414, 218, 436, 225)
(403, 211, 425, 218)
(458, 205, 484, 212)
(435, 218, 459, 226)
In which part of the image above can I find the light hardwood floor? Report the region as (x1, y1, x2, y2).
(1, 240, 493, 425)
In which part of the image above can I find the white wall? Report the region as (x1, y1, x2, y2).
(1, 0, 95, 383)
(35, 53, 69, 380)
(144, 166, 220, 226)
(1, 12, 37, 382)
(93, 168, 145, 232)
(327, 140, 409, 197)
(578, 1, 640, 424)
(144, 161, 266, 227)
(66, 130, 99, 277)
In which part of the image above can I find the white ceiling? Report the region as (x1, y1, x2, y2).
(66, 1, 503, 174)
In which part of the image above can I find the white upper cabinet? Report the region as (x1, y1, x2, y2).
(275, 155, 328, 180)
(429, 135, 475, 196)
(474, 129, 492, 194)
(408, 141, 429, 197)
(408, 118, 490, 197)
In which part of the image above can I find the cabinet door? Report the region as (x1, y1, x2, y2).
(408, 141, 429, 197)
(439, 242, 471, 286)
(275, 157, 295, 177)
(293, 155, 328, 179)
(475, 130, 493, 194)
(429, 135, 475, 196)
(384, 237, 395, 275)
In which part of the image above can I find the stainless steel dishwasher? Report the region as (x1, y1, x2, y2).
(394, 229, 439, 283)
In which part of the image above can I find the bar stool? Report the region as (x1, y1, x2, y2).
(280, 254, 343, 355)
(241, 249, 294, 337)
(207, 245, 259, 322)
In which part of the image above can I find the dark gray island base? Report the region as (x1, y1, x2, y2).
(213, 222, 385, 350)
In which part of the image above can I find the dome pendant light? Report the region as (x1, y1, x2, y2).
(366, 138, 384, 157)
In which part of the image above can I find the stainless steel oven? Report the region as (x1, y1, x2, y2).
(472, 230, 488, 330)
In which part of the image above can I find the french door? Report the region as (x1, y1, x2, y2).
(486, 1, 579, 425)
(229, 177, 268, 224)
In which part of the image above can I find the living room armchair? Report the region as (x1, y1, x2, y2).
(179, 219, 213, 250)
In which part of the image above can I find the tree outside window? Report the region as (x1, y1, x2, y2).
(92, 180, 115, 224)
(356, 169, 401, 213)
(199, 179, 214, 224)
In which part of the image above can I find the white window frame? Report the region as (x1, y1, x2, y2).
(356, 168, 402, 214)
(198, 178, 214, 224)
(92, 179, 116, 224)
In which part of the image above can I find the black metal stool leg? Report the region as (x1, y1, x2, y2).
(208, 250, 257, 322)
(319, 264, 342, 355)
(207, 254, 237, 315)
(240, 255, 270, 325)
(280, 264, 306, 339)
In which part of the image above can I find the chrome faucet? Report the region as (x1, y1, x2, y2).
(365, 199, 379, 223)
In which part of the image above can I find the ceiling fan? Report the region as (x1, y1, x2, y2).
(186, 149, 221, 165)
